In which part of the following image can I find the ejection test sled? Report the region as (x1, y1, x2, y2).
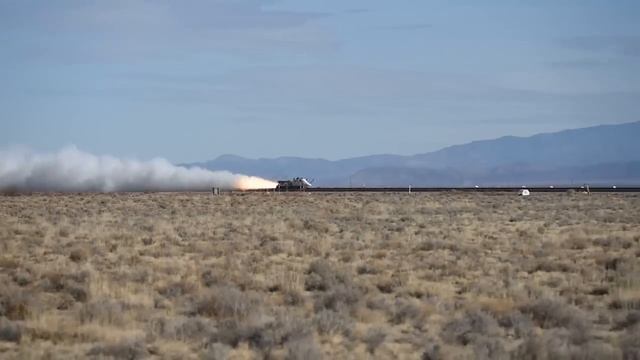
(275, 177, 313, 191)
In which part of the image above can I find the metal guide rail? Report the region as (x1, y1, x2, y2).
(245, 186, 640, 193)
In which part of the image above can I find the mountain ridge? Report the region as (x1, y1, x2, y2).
(185, 121, 640, 186)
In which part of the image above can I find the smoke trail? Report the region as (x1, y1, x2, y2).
(0, 146, 277, 192)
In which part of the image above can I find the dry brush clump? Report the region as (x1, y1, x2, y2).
(0, 191, 638, 358)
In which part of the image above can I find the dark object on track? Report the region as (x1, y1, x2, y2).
(275, 178, 313, 192)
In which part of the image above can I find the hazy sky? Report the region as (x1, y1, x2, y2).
(1, 1, 639, 162)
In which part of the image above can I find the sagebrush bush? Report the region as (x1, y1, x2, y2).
(40, 270, 90, 302)
(314, 283, 362, 312)
(471, 336, 508, 360)
(420, 341, 442, 360)
(211, 311, 311, 352)
(441, 310, 501, 346)
(285, 336, 322, 360)
(201, 342, 231, 360)
(0, 287, 31, 321)
(314, 309, 352, 336)
(87, 340, 148, 359)
(521, 298, 589, 331)
(356, 263, 382, 275)
(613, 311, 640, 330)
(305, 259, 352, 292)
(195, 285, 262, 320)
(497, 311, 534, 339)
(282, 288, 305, 306)
(77, 299, 127, 326)
(620, 326, 640, 360)
(0, 317, 21, 343)
(11, 269, 33, 287)
(390, 298, 425, 325)
(363, 327, 387, 354)
(147, 315, 216, 342)
(157, 280, 195, 298)
(513, 329, 623, 360)
(69, 247, 88, 263)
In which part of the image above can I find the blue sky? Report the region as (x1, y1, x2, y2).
(1, 0, 639, 162)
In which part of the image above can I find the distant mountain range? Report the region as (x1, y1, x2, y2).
(186, 121, 640, 186)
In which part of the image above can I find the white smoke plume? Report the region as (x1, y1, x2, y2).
(0, 146, 277, 192)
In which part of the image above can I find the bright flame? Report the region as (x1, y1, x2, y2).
(234, 176, 278, 190)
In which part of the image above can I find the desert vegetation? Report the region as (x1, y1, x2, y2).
(0, 191, 639, 359)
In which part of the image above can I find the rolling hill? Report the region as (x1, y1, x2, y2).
(186, 121, 640, 186)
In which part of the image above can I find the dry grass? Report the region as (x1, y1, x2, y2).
(0, 191, 639, 359)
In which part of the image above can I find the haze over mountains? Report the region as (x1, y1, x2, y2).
(188, 122, 640, 186)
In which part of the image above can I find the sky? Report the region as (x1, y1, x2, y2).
(1, 0, 639, 163)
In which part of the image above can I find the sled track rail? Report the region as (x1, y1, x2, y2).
(248, 186, 640, 193)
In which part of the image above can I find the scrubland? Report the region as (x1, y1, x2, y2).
(0, 191, 639, 359)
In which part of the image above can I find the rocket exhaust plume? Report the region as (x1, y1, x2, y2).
(0, 146, 277, 192)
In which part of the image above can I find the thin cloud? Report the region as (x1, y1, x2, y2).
(560, 35, 640, 57)
(344, 8, 369, 14)
(0, 1, 329, 32)
(0, 1, 333, 64)
(377, 23, 432, 31)
(547, 59, 613, 69)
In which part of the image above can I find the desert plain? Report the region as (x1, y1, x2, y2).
(0, 191, 639, 359)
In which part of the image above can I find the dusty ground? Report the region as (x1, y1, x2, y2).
(0, 192, 639, 359)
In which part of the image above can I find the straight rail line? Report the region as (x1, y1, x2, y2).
(247, 187, 640, 193)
